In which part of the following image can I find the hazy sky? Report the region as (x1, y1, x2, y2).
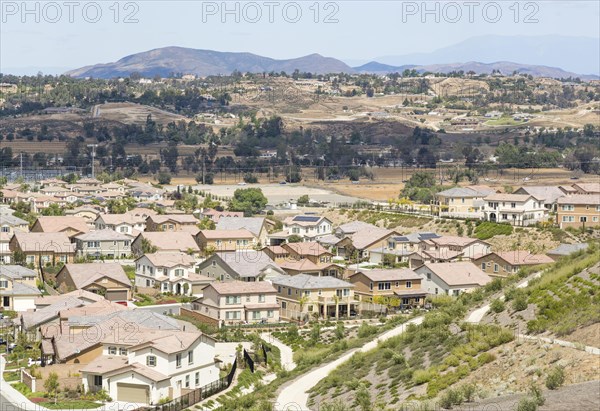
(1, 0, 599, 74)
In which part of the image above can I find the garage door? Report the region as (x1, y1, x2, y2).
(106, 290, 129, 301)
(117, 383, 149, 404)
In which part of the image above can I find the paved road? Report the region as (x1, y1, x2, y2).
(274, 317, 424, 411)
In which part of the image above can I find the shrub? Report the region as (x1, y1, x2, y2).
(157, 172, 171, 185)
(243, 173, 258, 184)
(413, 369, 435, 385)
(529, 384, 545, 406)
(439, 388, 463, 409)
(461, 383, 477, 402)
(490, 298, 505, 313)
(517, 397, 538, 411)
(357, 322, 377, 338)
(545, 366, 565, 390)
(512, 295, 528, 312)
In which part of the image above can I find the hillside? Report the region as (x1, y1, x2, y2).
(65, 47, 354, 78)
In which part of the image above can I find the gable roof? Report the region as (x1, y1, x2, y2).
(209, 280, 277, 295)
(547, 243, 589, 256)
(58, 263, 131, 289)
(137, 252, 196, 268)
(216, 217, 266, 237)
(32, 216, 89, 234)
(436, 186, 496, 198)
(572, 182, 600, 194)
(0, 214, 28, 226)
(351, 227, 396, 250)
(11, 231, 76, 253)
(336, 221, 378, 234)
(147, 214, 198, 224)
(278, 259, 340, 272)
(0, 265, 37, 279)
(212, 250, 284, 278)
(137, 232, 200, 253)
(283, 214, 329, 227)
(352, 268, 421, 282)
(96, 213, 146, 225)
(484, 193, 540, 202)
(0, 281, 42, 296)
(490, 251, 554, 266)
(514, 186, 565, 203)
(428, 236, 487, 247)
(75, 229, 132, 242)
(416, 262, 491, 287)
(391, 232, 440, 243)
(271, 274, 354, 290)
(283, 241, 331, 256)
(557, 194, 600, 205)
(198, 229, 255, 239)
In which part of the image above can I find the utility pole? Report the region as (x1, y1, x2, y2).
(20, 152, 23, 178)
(87, 144, 98, 179)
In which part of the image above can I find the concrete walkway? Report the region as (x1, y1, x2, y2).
(274, 316, 424, 411)
(260, 333, 297, 371)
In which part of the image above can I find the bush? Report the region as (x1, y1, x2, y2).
(357, 322, 377, 338)
(439, 388, 463, 409)
(512, 295, 528, 312)
(460, 383, 477, 402)
(490, 298, 505, 313)
(157, 172, 171, 185)
(545, 366, 565, 390)
(243, 173, 258, 184)
(517, 397, 539, 411)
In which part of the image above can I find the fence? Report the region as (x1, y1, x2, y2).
(243, 349, 255, 373)
(261, 344, 269, 365)
(139, 359, 237, 411)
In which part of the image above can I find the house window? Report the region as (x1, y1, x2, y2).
(593, 217, 599, 222)
(0, 280, 7, 288)
(494, 264, 499, 273)
(147, 356, 156, 366)
(562, 205, 574, 211)
(0, 226, 9, 233)
(259, 294, 266, 302)
(369, 282, 373, 290)
(343, 289, 350, 297)
(453, 290, 460, 296)
(481, 263, 486, 270)
(511, 203, 516, 208)
(308, 305, 313, 312)
(175, 269, 184, 277)
(252, 311, 261, 320)
(108, 346, 117, 355)
(406, 281, 412, 288)
(281, 301, 287, 309)
(303, 291, 310, 297)
(185, 375, 190, 388)
(225, 311, 241, 320)
(378, 282, 391, 290)
(395, 282, 399, 287)
(502, 214, 508, 220)
(287, 288, 291, 296)
(195, 372, 200, 386)
(580, 216, 587, 223)
(119, 348, 127, 356)
(176, 353, 182, 368)
(267, 310, 274, 318)
(277, 286, 282, 293)
(226, 296, 241, 304)
(93, 375, 102, 386)
(188, 351, 194, 365)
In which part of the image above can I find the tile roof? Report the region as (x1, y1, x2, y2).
(351, 227, 395, 250)
(557, 194, 600, 205)
(416, 262, 491, 287)
(215, 250, 284, 278)
(0, 265, 37, 279)
(33, 216, 90, 234)
(75, 229, 132, 241)
(12, 231, 76, 253)
(515, 186, 566, 203)
(278, 259, 339, 272)
(1, 281, 42, 296)
(138, 252, 196, 268)
(97, 213, 146, 225)
(429, 236, 485, 247)
(148, 214, 199, 224)
(336, 221, 378, 234)
(271, 274, 354, 290)
(484, 193, 541, 202)
(572, 182, 600, 193)
(283, 242, 331, 256)
(352, 268, 421, 282)
(209, 280, 277, 295)
(492, 251, 554, 266)
(58, 263, 131, 289)
(283, 214, 328, 227)
(198, 229, 255, 239)
(139, 232, 200, 252)
(0, 214, 28, 226)
(436, 186, 496, 198)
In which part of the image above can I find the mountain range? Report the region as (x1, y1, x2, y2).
(65, 35, 599, 80)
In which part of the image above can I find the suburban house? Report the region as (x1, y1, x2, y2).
(145, 214, 199, 233)
(415, 262, 491, 296)
(199, 209, 243, 221)
(197, 250, 285, 282)
(65, 206, 103, 226)
(261, 245, 291, 262)
(406, 249, 464, 268)
(547, 243, 589, 261)
(278, 259, 343, 277)
(9, 231, 76, 265)
(191, 281, 279, 326)
(434, 185, 497, 218)
(95, 213, 147, 236)
(195, 229, 257, 253)
(216, 217, 269, 246)
(348, 268, 426, 308)
(281, 242, 333, 263)
(0, 214, 29, 235)
(419, 235, 491, 260)
(80, 326, 220, 405)
(474, 251, 554, 277)
(275, 214, 333, 243)
(74, 229, 133, 259)
(482, 193, 548, 226)
(135, 252, 212, 295)
(272, 274, 357, 320)
(571, 182, 600, 195)
(128, 186, 165, 201)
(513, 186, 566, 211)
(369, 232, 441, 265)
(132, 232, 201, 256)
(556, 194, 600, 229)
(55, 263, 132, 302)
(349, 226, 399, 259)
(30, 216, 90, 238)
(0, 265, 41, 311)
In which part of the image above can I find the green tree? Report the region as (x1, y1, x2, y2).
(354, 383, 372, 411)
(41, 203, 65, 216)
(44, 372, 60, 404)
(287, 235, 302, 243)
(297, 195, 309, 205)
(157, 172, 172, 185)
(229, 188, 268, 215)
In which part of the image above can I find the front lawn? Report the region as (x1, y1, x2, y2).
(40, 401, 103, 409)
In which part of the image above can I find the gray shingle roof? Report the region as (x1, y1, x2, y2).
(1, 282, 42, 296)
(0, 265, 37, 280)
(215, 250, 284, 278)
(216, 217, 265, 237)
(271, 274, 354, 290)
(0, 214, 28, 226)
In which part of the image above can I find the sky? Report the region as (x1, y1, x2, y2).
(1, 0, 599, 75)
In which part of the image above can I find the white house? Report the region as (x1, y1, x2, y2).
(0, 265, 41, 311)
(414, 262, 491, 296)
(135, 252, 213, 295)
(81, 328, 220, 405)
(274, 214, 333, 243)
(482, 193, 548, 226)
(95, 213, 147, 236)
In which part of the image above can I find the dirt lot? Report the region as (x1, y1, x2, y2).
(92, 102, 188, 125)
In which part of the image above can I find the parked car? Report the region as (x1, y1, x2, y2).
(0, 337, 7, 346)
